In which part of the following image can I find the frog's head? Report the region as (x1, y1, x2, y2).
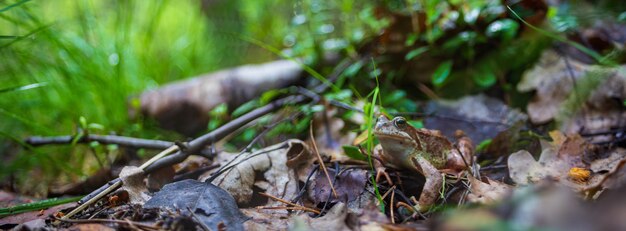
(373, 116, 419, 163)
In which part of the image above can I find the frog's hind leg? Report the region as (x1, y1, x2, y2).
(411, 155, 443, 212)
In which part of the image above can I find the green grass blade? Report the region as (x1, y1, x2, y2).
(0, 196, 81, 217)
(365, 58, 384, 212)
(0, 82, 47, 94)
(0, 0, 31, 14)
(506, 5, 608, 65)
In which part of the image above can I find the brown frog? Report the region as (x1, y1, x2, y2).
(373, 116, 473, 212)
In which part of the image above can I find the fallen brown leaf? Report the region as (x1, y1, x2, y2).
(203, 140, 314, 206)
(466, 175, 512, 204)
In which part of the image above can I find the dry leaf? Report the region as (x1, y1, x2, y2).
(517, 49, 626, 143)
(423, 94, 527, 143)
(118, 166, 150, 204)
(466, 175, 512, 204)
(508, 131, 626, 197)
(203, 140, 313, 206)
(146, 166, 175, 191)
(308, 168, 368, 204)
(292, 203, 353, 231)
(507, 132, 589, 186)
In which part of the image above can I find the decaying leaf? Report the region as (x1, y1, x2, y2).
(422, 94, 527, 143)
(203, 140, 314, 206)
(517, 49, 589, 124)
(508, 131, 626, 197)
(67, 224, 116, 231)
(308, 168, 368, 205)
(517, 49, 626, 143)
(508, 132, 590, 186)
(144, 179, 248, 230)
(242, 208, 291, 231)
(118, 166, 150, 205)
(146, 166, 175, 192)
(466, 175, 512, 204)
(292, 203, 354, 231)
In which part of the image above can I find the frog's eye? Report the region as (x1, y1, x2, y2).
(394, 117, 407, 128)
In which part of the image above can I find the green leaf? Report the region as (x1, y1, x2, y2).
(260, 89, 287, 105)
(408, 120, 423, 129)
(476, 139, 492, 152)
(87, 123, 105, 131)
(405, 47, 429, 61)
(473, 61, 497, 88)
(432, 60, 453, 87)
(342, 145, 366, 161)
(209, 103, 228, 117)
(486, 19, 519, 41)
(343, 61, 364, 77)
(473, 71, 496, 88)
(405, 33, 418, 46)
(241, 129, 257, 142)
(232, 100, 259, 117)
(619, 12, 626, 22)
(79, 116, 87, 129)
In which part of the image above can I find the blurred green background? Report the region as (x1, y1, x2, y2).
(0, 0, 379, 195)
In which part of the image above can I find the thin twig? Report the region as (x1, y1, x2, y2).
(54, 217, 159, 230)
(187, 207, 211, 231)
(256, 206, 321, 214)
(65, 145, 179, 219)
(390, 186, 396, 224)
(396, 201, 415, 213)
(242, 110, 304, 153)
(25, 134, 174, 149)
(258, 192, 321, 214)
(309, 123, 338, 198)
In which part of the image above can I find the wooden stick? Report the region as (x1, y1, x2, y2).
(309, 123, 338, 198)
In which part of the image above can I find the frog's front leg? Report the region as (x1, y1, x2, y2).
(410, 155, 443, 212)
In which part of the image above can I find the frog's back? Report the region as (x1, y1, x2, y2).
(414, 129, 453, 168)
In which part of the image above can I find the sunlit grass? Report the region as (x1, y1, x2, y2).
(0, 0, 288, 194)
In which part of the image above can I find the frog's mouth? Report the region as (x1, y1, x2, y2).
(374, 133, 413, 142)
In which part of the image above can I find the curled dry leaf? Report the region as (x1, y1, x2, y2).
(508, 131, 626, 197)
(243, 203, 358, 231)
(203, 140, 314, 206)
(586, 148, 626, 192)
(292, 203, 353, 231)
(143, 179, 248, 231)
(146, 165, 175, 192)
(466, 175, 512, 204)
(517, 49, 589, 124)
(508, 132, 590, 187)
(517, 49, 626, 143)
(118, 166, 151, 205)
(308, 168, 368, 205)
